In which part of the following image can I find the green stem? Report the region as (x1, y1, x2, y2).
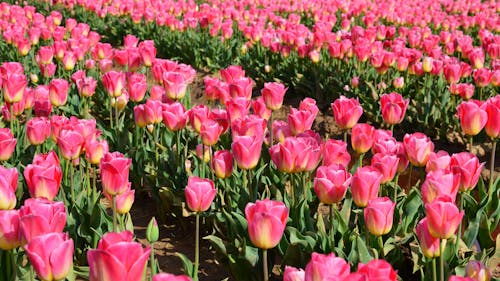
(302, 172, 308, 201)
(330, 204, 335, 249)
(150, 242, 156, 281)
(194, 213, 200, 281)
(343, 130, 347, 143)
(390, 124, 394, 134)
(112, 195, 117, 232)
(9, 103, 13, 134)
(69, 162, 75, 206)
(440, 239, 446, 281)
(490, 140, 496, 191)
(408, 164, 413, 189)
(358, 153, 364, 168)
(432, 257, 437, 281)
(114, 103, 119, 130)
(109, 99, 113, 129)
(378, 236, 385, 259)
(86, 162, 91, 200)
(269, 111, 274, 147)
(263, 249, 268, 281)
(176, 130, 181, 168)
(456, 193, 464, 254)
(469, 136, 473, 153)
(393, 174, 399, 201)
(243, 169, 250, 201)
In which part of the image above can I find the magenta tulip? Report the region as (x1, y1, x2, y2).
(0, 166, 17, 210)
(211, 150, 233, 179)
(284, 266, 305, 281)
(403, 133, 434, 167)
(450, 152, 485, 192)
(245, 199, 288, 249)
(364, 197, 396, 236)
(153, 273, 192, 281)
(19, 198, 66, 243)
(0, 210, 21, 250)
(425, 196, 464, 239)
(351, 123, 375, 154)
(100, 152, 131, 196)
(232, 135, 263, 170)
(331, 96, 363, 130)
(351, 166, 383, 207)
(313, 164, 351, 205)
(261, 82, 287, 111)
(421, 169, 460, 204)
(357, 259, 398, 281)
(416, 218, 441, 258)
(456, 100, 487, 136)
(185, 176, 217, 213)
(0, 128, 16, 161)
(322, 139, 351, 167)
(304, 252, 350, 281)
(380, 92, 409, 125)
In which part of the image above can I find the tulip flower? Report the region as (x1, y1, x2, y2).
(456, 100, 487, 137)
(85, 139, 109, 165)
(0, 210, 21, 250)
(211, 150, 233, 179)
(313, 164, 351, 205)
(403, 132, 434, 167)
(100, 152, 131, 196)
(380, 92, 409, 125)
(357, 259, 398, 281)
(331, 96, 363, 130)
(364, 197, 395, 236)
(189, 105, 210, 133)
(229, 77, 254, 100)
(322, 139, 351, 167)
(425, 196, 464, 239)
(245, 199, 288, 250)
(371, 153, 399, 184)
(416, 218, 441, 258)
(200, 119, 223, 146)
(104, 188, 135, 214)
(127, 73, 147, 102)
(261, 82, 287, 110)
(351, 166, 383, 207)
(162, 102, 189, 131)
(252, 96, 272, 120)
(19, 198, 66, 243)
(231, 115, 266, 138)
(482, 96, 500, 139)
(426, 151, 451, 173)
(284, 266, 305, 281)
(88, 231, 150, 281)
(0, 128, 16, 161)
(57, 128, 85, 160)
(153, 273, 192, 281)
(0, 166, 17, 210)
(232, 135, 263, 170)
(304, 252, 350, 281)
(351, 123, 375, 154)
(421, 169, 460, 204)
(48, 78, 69, 106)
(226, 97, 251, 123)
(25, 232, 74, 281)
(163, 71, 189, 100)
(26, 117, 51, 146)
(220, 65, 245, 83)
(24, 151, 62, 201)
(102, 71, 126, 97)
(450, 152, 484, 192)
(465, 260, 492, 281)
(184, 176, 216, 213)
(3, 73, 27, 103)
(448, 277, 475, 281)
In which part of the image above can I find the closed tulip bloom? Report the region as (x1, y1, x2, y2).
(351, 123, 375, 154)
(314, 164, 351, 204)
(371, 153, 399, 184)
(465, 260, 492, 281)
(331, 96, 363, 130)
(0, 166, 18, 210)
(25, 232, 73, 281)
(26, 117, 51, 145)
(100, 152, 132, 196)
(425, 196, 464, 239)
(220, 65, 245, 83)
(228, 77, 254, 100)
(185, 177, 216, 212)
(444, 64, 461, 84)
(102, 71, 126, 97)
(416, 218, 441, 258)
(139, 40, 156, 67)
(403, 133, 434, 167)
(189, 105, 210, 133)
(252, 96, 272, 120)
(153, 273, 192, 281)
(426, 151, 451, 173)
(288, 108, 316, 135)
(226, 97, 251, 123)
(3, 73, 27, 103)
(351, 166, 383, 207)
(88, 231, 151, 281)
(57, 128, 85, 160)
(127, 73, 147, 102)
(48, 78, 69, 106)
(196, 144, 211, 163)
(481, 96, 500, 139)
(0, 210, 21, 250)
(456, 100, 487, 136)
(232, 135, 263, 170)
(24, 151, 62, 201)
(450, 152, 485, 192)
(163, 71, 189, 100)
(211, 150, 233, 179)
(364, 197, 395, 236)
(85, 139, 109, 165)
(448, 276, 475, 281)
(322, 139, 351, 167)
(380, 92, 409, 125)
(0, 128, 16, 161)
(284, 266, 305, 281)
(105, 188, 134, 214)
(200, 119, 223, 146)
(19, 198, 66, 243)
(162, 102, 188, 131)
(421, 169, 460, 204)
(231, 115, 266, 138)
(76, 76, 97, 97)
(304, 252, 350, 281)
(357, 259, 398, 281)
(245, 199, 288, 249)
(261, 82, 287, 111)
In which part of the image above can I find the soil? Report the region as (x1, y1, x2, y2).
(129, 73, 500, 280)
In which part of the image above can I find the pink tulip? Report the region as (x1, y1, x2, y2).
(220, 65, 245, 83)
(209, 109, 230, 134)
(185, 176, 217, 213)
(231, 115, 266, 138)
(19, 198, 66, 243)
(24, 151, 62, 201)
(426, 151, 451, 173)
(444, 64, 461, 84)
(331, 96, 363, 130)
(304, 252, 350, 281)
(232, 135, 263, 170)
(102, 71, 126, 97)
(127, 73, 147, 102)
(196, 144, 211, 163)
(313, 164, 351, 204)
(465, 260, 492, 281)
(100, 152, 131, 196)
(481, 96, 500, 139)
(425, 196, 464, 239)
(3, 73, 27, 103)
(162, 102, 189, 132)
(200, 119, 223, 146)
(421, 169, 460, 204)
(226, 97, 251, 123)
(371, 153, 399, 184)
(211, 150, 233, 179)
(0, 210, 21, 250)
(163, 71, 189, 100)
(357, 259, 398, 281)
(272, 120, 293, 144)
(88, 231, 150, 281)
(229, 77, 254, 100)
(48, 78, 69, 106)
(450, 152, 485, 192)
(288, 108, 316, 136)
(104, 188, 134, 214)
(85, 139, 109, 165)
(403, 133, 434, 167)
(351, 166, 383, 207)
(261, 82, 287, 110)
(25, 232, 73, 281)
(351, 123, 375, 154)
(456, 100, 487, 136)
(341, 273, 367, 281)
(322, 139, 351, 167)
(252, 96, 272, 120)
(448, 276, 475, 281)
(153, 273, 192, 281)
(416, 218, 441, 258)
(0, 166, 17, 210)
(364, 197, 395, 236)
(139, 40, 156, 67)
(189, 105, 210, 133)
(57, 128, 85, 160)
(284, 266, 305, 281)
(76, 76, 97, 97)
(245, 199, 288, 249)
(0, 128, 16, 161)
(26, 117, 51, 145)
(380, 92, 409, 125)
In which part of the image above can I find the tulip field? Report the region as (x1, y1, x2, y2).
(0, 0, 499, 280)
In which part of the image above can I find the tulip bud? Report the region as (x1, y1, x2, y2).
(146, 217, 159, 243)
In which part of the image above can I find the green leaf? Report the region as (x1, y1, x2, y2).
(204, 235, 227, 255)
(357, 236, 373, 263)
(243, 245, 259, 266)
(175, 252, 194, 277)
